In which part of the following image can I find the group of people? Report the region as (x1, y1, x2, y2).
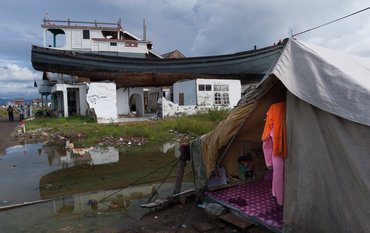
(6, 105, 25, 122)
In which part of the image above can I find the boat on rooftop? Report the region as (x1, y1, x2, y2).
(31, 18, 285, 87)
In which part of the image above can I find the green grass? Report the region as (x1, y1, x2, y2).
(25, 109, 229, 146)
(0, 108, 7, 117)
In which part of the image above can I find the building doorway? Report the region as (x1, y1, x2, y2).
(129, 93, 144, 117)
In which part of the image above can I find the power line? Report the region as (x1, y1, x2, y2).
(293, 6, 370, 37)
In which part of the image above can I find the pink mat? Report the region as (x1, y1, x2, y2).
(206, 171, 283, 229)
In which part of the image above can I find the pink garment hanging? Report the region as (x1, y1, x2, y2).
(262, 130, 284, 206)
(262, 136, 273, 167)
(272, 155, 284, 206)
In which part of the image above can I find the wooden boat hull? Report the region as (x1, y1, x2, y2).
(31, 44, 284, 87)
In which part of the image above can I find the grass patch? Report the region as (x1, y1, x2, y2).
(0, 108, 7, 117)
(25, 109, 229, 146)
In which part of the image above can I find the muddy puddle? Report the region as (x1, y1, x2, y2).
(0, 142, 193, 232)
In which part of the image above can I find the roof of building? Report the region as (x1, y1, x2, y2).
(161, 50, 186, 58)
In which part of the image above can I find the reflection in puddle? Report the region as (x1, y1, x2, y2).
(53, 183, 156, 216)
(62, 146, 119, 167)
(43, 144, 119, 168)
(159, 142, 180, 158)
(0, 182, 189, 233)
(0, 141, 191, 232)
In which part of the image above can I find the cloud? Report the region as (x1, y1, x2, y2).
(98, 0, 199, 55)
(188, 0, 370, 56)
(0, 81, 39, 99)
(95, 0, 370, 57)
(303, 12, 370, 57)
(0, 63, 40, 81)
(0, 63, 40, 98)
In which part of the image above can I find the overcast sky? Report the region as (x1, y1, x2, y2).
(1, 0, 370, 99)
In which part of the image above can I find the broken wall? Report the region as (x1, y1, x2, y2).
(86, 82, 117, 123)
(158, 97, 231, 118)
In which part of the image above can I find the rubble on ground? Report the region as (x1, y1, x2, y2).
(13, 125, 195, 151)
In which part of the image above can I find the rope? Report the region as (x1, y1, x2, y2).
(98, 158, 178, 203)
(146, 160, 179, 203)
(293, 6, 370, 36)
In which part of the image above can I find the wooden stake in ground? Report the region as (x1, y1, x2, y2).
(173, 143, 190, 194)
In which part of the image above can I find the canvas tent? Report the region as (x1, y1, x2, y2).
(191, 38, 370, 233)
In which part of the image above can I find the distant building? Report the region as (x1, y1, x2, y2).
(161, 50, 186, 59)
(173, 79, 241, 108)
(32, 98, 42, 107)
(13, 98, 25, 106)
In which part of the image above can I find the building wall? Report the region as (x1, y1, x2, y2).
(86, 82, 117, 123)
(116, 87, 144, 116)
(196, 79, 241, 107)
(116, 88, 129, 115)
(195, 79, 214, 106)
(173, 79, 241, 107)
(173, 80, 197, 105)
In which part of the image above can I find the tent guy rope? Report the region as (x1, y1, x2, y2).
(293, 6, 370, 36)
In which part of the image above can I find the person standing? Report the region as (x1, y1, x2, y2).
(18, 105, 25, 121)
(7, 105, 14, 122)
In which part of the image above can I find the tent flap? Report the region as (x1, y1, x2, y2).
(284, 92, 370, 233)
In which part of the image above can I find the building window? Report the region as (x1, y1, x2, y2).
(198, 84, 212, 91)
(214, 84, 229, 91)
(214, 84, 229, 105)
(222, 93, 230, 105)
(125, 42, 138, 47)
(214, 93, 222, 105)
(83, 30, 90, 39)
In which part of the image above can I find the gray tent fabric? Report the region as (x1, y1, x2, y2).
(272, 39, 370, 126)
(284, 92, 370, 233)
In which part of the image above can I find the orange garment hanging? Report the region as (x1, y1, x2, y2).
(261, 102, 287, 158)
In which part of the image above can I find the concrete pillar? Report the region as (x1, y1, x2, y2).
(29, 104, 33, 118)
(44, 30, 47, 47)
(41, 94, 44, 110)
(44, 95, 47, 110)
(63, 90, 69, 117)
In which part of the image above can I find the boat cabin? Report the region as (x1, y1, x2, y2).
(42, 18, 155, 58)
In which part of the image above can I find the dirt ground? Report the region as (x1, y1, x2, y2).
(0, 116, 20, 155)
(0, 116, 273, 233)
(116, 200, 273, 233)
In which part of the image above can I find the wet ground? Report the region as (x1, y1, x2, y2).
(0, 141, 193, 233)
(0, 116, 19, 153)
(0, 117, 274, 233)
